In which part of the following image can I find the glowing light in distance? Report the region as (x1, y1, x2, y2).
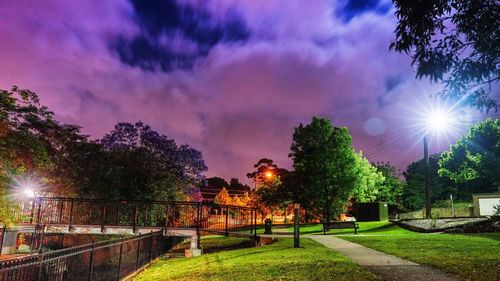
(10, 175, 44, 199)
(23, 188, 35, 198)
(265, 171, 274, 179)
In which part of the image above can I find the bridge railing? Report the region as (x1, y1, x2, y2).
(0, 230, 172, 281)
(28, 197, 258, 235)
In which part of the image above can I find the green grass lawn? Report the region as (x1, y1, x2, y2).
(134, 237, 380, 281)
(285, 221, 499, 281)
(172, 235, 256, 254)
(339, 224, 500, 281)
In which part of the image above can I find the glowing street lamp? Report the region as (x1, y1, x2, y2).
(11, 175, 43, 200)
(22, 188, 35, 198)
(265, 171, 274, 179)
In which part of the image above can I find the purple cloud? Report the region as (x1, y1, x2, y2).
(0, 0, 491, 184)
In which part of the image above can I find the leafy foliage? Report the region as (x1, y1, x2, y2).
(0, 86, 208, 215)
(391, 0, 499, 109)
(96, 122, 205, 199)
(214, 187, 232, 205)
(374, 162, 405, 207)
(206, 177, 229, 189)
(289, 117, 357, 221)
(351, 152, 386, 202)
(439, 118, 500, 191)
(403, 154, 457, 211)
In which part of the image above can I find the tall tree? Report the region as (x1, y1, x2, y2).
(205, 177, 229, 190)
(391, 0, 499, 109)
(228, 178, 251, 192)
(246, 158, 285, 189)
(95, 122, 207, 200)
(289, 117, 357, 221)
(439, 118, 500, 191)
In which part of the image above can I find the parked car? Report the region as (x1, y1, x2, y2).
(340, 213, 356, 222)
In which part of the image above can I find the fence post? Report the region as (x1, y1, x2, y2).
(133, 205, 138, 234)
(116, 240, 124, 281)
(135, 238, 141, 270)
(101, 202, 107, 233)
(225, 206, 229, 236)
(58, 200, 64, 224)
(144, 202, 149, 227)
(36, 198, 42, 224)
(30, 199, 36, 224)
(68, 199, 75, 231)
(37, 249, 44, 281)
(196, 203, 201, 249)
(155, 231, 160, 258)
(116, 201, 120, 226)
(88, 241, 95, 281)
(0, 225, 5, 255)
(30, 225, 36, 254)
(167, 202, 170, 231)
(88, 201, 93, 224)
(253, 209, 257, 239)
(149, 231, 153, 262)
(249, 210, 253, 234)
(38, 227, 45, 253)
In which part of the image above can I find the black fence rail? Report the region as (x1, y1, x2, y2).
(0, 231, 173, 281)
(17, 197, 258, 236)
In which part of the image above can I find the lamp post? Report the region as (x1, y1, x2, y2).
(423, 135, 431, 218)
(421, 104, 457, 219)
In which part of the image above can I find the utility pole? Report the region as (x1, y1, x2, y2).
(424, 135, 431, 219)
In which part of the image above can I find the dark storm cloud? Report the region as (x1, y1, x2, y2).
(337, 0, 392, 21)
(112, 0, 250, 71)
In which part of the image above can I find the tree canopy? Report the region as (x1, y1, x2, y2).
(391, 0, 499, 109)
(439, 118, 500, 191)
(289, 117, 357, 221)
(1, 86, 208, 212)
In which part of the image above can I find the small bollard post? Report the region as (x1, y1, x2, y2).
(264, 219, 272, 234)
(293, 203, 300, 248)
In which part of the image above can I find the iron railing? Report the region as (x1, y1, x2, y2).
(17, 197, 258, 236)
(0, 231, 174, 281)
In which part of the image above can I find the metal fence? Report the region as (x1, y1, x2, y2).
(22, 197, 258, 236)
(0, 230, 173, 281)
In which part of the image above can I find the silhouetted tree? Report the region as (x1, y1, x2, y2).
(391, 0, 499, 110)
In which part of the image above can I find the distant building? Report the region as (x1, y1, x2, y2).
(200, 187, 249, 202)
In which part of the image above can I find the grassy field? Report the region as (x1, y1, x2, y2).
(134, 237, 379, 281)
(284, 221, 499, 281)
(333, 223, 500, 281)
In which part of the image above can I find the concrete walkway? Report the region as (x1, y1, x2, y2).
(308, 235, 462, 281)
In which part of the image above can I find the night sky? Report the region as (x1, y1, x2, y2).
(0, 0, 496, 182)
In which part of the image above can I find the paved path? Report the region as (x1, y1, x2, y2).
(308, 235, 462, 281)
